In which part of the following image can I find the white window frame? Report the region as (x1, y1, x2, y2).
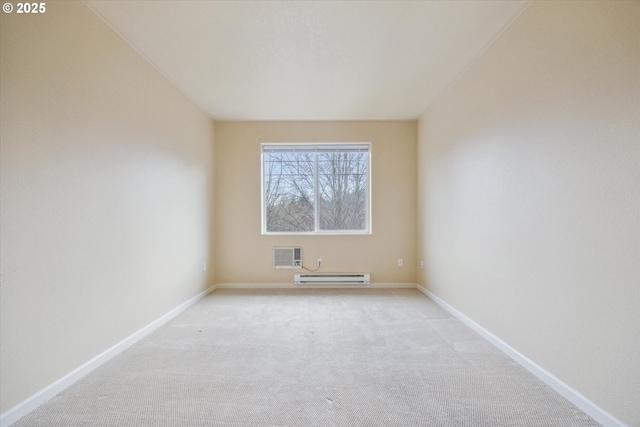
(261, 142, 372, 235)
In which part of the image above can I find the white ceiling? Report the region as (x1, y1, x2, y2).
(85, 1, 530, 121)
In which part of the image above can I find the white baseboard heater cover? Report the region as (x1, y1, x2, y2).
(294, 273, 370, 285)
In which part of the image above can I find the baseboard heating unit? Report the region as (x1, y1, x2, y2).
(294, 273, 370, 285)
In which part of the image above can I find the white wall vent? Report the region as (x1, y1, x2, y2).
(294, 273, 370, 285)
(273, 247, 302, 269)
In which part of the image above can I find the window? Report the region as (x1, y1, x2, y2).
(262, 143, 371, 234)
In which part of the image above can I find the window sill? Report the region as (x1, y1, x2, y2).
(262, 231, 372, 236)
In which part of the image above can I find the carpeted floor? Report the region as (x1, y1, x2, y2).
(13, 288, 600, 426)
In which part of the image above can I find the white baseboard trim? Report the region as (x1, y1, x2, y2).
(215, 282, 417, 290)
(0, 284, 218, 427)
(415, 285, 624, 427)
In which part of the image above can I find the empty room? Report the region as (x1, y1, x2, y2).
(1, 1, 638, 426)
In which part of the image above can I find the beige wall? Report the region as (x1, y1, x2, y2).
(0, 2, 215, 412)
(417, 1, 639, 425)
(215, 121, 416, 284)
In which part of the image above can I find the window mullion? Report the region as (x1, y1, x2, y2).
(314, 152, 319, 232)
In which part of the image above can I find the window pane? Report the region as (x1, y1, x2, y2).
(262, 144, 370, 234)
(318, 152, 367, 231)
(264, 152, 315, 232)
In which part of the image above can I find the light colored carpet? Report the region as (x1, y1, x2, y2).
(14, 289, 599, 426)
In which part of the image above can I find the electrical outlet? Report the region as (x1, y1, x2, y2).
(203, 263, 207, 272)
(317, 258, 322, 267)
(398, 259, 403, 267)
